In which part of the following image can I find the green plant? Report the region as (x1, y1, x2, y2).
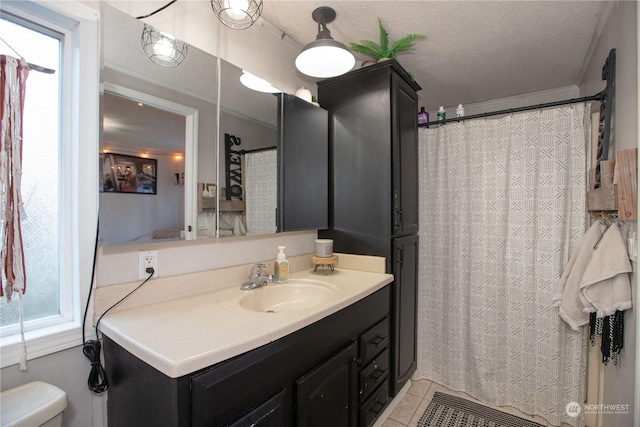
(350, 18, 426, 61)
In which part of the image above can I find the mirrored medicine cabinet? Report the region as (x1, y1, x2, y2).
(99, 4, 327, 246)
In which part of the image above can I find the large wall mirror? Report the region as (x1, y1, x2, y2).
(100, 4, 283, 245)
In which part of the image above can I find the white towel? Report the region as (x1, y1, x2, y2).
(554, 222, 604, 330)
(554, 222, 632, 330)
(579, 224, 633, 317)
(232, 215, 246, 236)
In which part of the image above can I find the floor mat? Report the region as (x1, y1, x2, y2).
(417, 392, 546, 427)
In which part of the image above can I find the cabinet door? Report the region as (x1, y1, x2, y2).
(277, 93, 328, 231)
(296, 342, 358, 427)
(228, 390, 287, 427)
(392, 74, 419, 237)
(391, 235, 419, 395)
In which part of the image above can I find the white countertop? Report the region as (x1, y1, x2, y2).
(100, 268, 393, 378)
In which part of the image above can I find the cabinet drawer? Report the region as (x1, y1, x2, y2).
(359, 380, 389, 427)
(359, 317, 389, 366)
(359, 349, 389, 403)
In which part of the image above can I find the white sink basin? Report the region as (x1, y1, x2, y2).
(239, 280, 337, 313)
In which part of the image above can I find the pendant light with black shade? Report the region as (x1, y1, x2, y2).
(295, 6, 355, 79)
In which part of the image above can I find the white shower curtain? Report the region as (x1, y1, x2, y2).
(244, 149, 277, 235)
(415, 105, 590, 426)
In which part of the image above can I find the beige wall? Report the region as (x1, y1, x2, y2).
(579, 1, 638, 426)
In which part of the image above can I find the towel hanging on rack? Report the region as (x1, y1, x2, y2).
(554, 219, 632, 365)
(554, 221, 632, 328)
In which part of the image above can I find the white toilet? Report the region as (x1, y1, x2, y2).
(0, 381, 68, 427)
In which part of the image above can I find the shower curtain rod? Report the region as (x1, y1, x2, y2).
(421, 91, 605, 127)
(239, 146, 277, 155)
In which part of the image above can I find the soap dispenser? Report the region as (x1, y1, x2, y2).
(274, 246, 289, 283)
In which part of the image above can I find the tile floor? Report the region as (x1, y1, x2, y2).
(379, 379, 572, 427)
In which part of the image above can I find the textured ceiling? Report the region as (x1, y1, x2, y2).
(261, 0, 609, 110)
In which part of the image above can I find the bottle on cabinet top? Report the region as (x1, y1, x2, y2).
(417, 106, 429, 126)
(437, 106, 446, 122)
(456, 104, 465, 118)
(274, 246, 289, 283)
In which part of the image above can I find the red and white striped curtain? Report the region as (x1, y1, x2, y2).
(1, 54, 29, 370)
(1, 54, 28, 299)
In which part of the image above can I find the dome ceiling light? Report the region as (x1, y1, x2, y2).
(239, 70, 280, 93)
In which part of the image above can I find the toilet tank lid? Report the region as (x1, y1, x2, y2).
(1, 381, 68, 426)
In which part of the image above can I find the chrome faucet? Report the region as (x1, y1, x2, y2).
(241, 263, 273, 290)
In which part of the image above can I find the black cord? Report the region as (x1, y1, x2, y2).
(94, 270, 154, 342)
(82, 220, 99, 345)
(81, 218, 155, 393)
(81, 220, 107, 393)
(82, 270, 154, 393)
(135, 0, 178, 19)
(82, 340, 108, 393)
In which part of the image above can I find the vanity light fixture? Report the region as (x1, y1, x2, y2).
(141, 24, 188, 68)
(211, 0, 263, 30)
(295, 6, 355, 79)
(239, 70, 280, 93)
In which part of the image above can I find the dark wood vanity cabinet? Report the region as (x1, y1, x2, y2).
(103, 285, 391, 427)
(317, 59, 420, 396)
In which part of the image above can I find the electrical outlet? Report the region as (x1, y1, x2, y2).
(139, 250, 158, 279)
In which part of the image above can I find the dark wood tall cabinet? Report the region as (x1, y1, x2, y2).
(318, 59, 420, 397)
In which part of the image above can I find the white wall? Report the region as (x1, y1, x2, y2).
(428, 84, 579, 120)
(579, 1, 638, 426)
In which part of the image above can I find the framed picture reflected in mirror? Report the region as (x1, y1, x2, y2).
(100, 153, 157, 194)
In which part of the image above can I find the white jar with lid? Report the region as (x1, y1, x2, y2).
(315, 239, 333, 258)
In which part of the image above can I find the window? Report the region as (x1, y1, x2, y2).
(0, 16, 63, 330)
(0, 1, 98, 367)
